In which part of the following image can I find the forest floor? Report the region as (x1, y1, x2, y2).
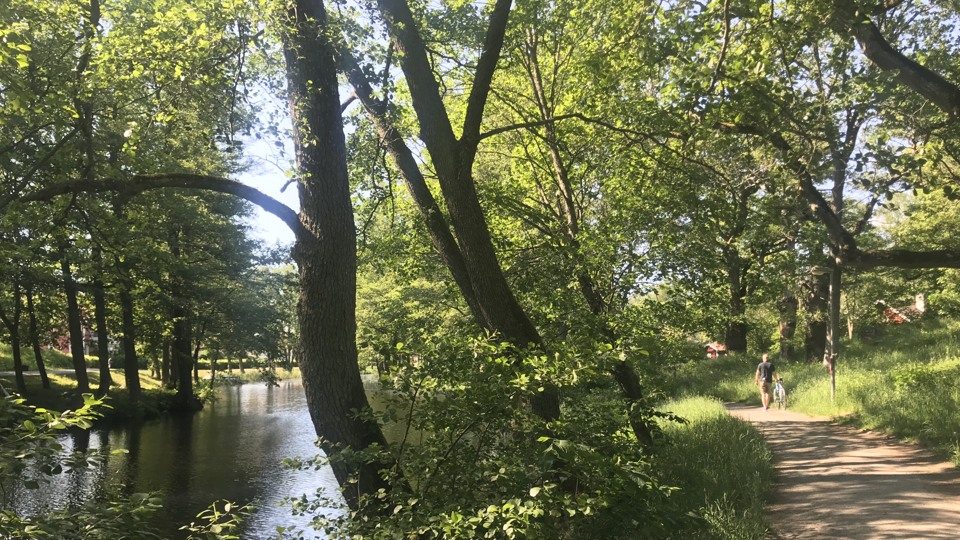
(727, 403, 960, 539)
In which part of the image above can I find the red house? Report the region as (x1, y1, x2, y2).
(705, 342, 728, 359)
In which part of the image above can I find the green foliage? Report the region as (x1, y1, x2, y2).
(677, 319, 960, 461)
(285, 337, 689, 539)
(654, 397, 772, 540)
(180, 500, 255, 540)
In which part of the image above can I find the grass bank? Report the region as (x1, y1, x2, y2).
(664, 319, 960, 464)
(0, 366, 301, 421)
(654, 396, 773, 539)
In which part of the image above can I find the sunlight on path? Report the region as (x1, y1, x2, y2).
(727, 404, 960, 539)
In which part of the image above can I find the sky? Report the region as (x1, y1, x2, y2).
(239, 138, 299, 247)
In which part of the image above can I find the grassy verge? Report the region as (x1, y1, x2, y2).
(654, 396, 773, 539)
(0, 367, 302, 421)
(664, 319, 960, 464)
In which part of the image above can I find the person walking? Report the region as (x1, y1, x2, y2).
(754, 353, 777, 411)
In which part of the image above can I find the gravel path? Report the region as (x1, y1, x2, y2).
(727, 403, 960, 539)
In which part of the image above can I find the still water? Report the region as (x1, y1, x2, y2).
(13, 379, 343, 539)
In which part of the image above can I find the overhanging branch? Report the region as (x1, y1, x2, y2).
(7, 173, 305, 238)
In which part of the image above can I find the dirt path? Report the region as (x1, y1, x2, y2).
(727, 403, 960, 539)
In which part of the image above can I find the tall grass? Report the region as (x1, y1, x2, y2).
(654, 396, 773, 540)
(665, 319, 960, 463)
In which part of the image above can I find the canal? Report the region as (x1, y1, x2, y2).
(11, 379, 344, 538)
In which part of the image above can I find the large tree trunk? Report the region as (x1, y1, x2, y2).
(118, 282, 141, 400)
(724, 252, 749, 353)
(112, 202, 141, 399)
(26, 287, 51, 389)
(60, 251, 90, 393)
(777, 291, 798, 359)
(171, 304, 196, 408)
(804, 272, 830, 362)
(282, 0, 395, 510)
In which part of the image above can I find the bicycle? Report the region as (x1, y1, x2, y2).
(773, 377, 787, 409)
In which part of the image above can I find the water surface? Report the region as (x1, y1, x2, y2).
(12, 379, 342, 538)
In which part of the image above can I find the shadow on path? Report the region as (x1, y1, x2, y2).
(727, 403, 960, 539)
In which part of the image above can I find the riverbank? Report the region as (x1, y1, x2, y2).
(0, 367, 302, 422)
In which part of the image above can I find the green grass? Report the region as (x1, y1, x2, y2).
(0, 345, 78, 371)
(664, 318, 960, 463)
(653, 396, 773, 540)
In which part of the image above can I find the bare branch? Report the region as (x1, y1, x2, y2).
(7, 173, 305, 238)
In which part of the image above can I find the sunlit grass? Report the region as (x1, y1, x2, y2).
(654, 396, 772, 539)
(666, 319, 960, 461)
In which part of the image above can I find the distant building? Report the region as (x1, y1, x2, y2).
(877, 294, 926, 325)
(706, 342, 728, 359)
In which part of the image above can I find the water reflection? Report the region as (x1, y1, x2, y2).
(12, 379, 342, 539)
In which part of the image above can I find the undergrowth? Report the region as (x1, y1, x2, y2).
(654, 396, 772, 540)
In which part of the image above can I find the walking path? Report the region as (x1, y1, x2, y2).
(727, 404, 960, 539)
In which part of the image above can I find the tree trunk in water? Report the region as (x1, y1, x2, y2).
(282, 0, 396, 510)
(776, 291, 798, 359)
(161, 338, 172, 387)
(118, 284, 141, 400)
(92, 259, 112, 396)
(804, 272, 830, 362)
(60, 253, 90, 393)
(171, 305, 196, 408)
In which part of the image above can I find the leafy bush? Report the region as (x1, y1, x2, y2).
(284, 337, 689, 539)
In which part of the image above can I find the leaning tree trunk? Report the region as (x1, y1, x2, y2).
(282, 0, 395, 510)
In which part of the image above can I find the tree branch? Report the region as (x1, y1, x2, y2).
(832, 0, 960, 116)
(7, 174, 306, 238)
(461, 0, 514, 145)
(376, 0, 459, 171)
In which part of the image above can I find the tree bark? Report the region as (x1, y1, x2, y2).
(340, 51, 486, 327)
(777, 291, 798, 359)
(26, 287, 51, 389)
(118, 282, 141, 400)
(803, 271, 830, 362)
(60, 250, 90, 393)
(723, 249, 749, 353)
(282, 0, 395, 509)
(92, 249, 112, 397)
(830, 0, 960, 116)
(0, 283, 26, 394)
(376, 0, 560, 422)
